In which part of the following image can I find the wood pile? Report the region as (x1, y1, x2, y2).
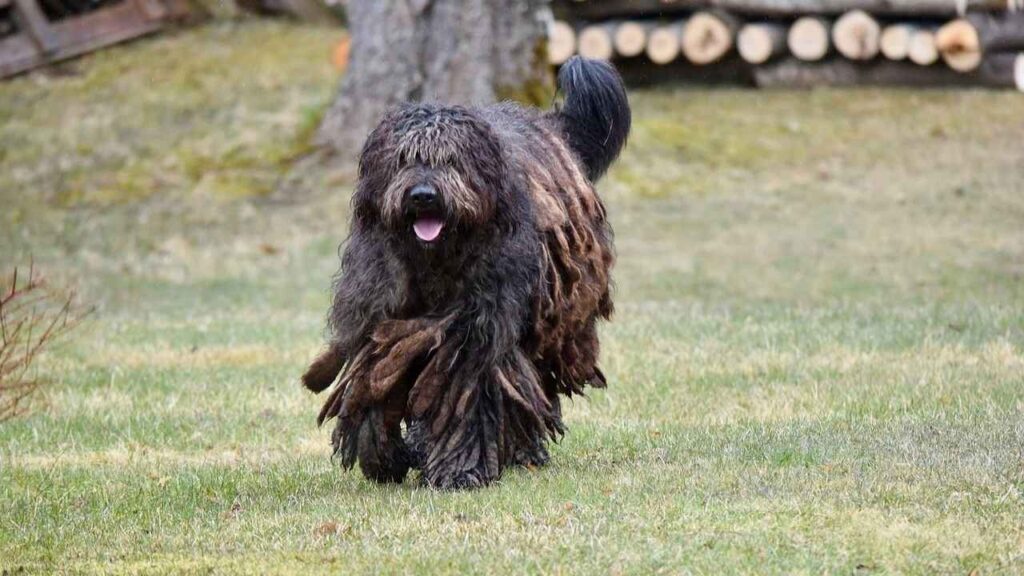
(549, 0, 1024, 90)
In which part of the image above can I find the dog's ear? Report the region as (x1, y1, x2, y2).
(302, 345, 345, 393)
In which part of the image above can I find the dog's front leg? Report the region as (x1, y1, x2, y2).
(411, 293, 532, 490)
(418, 349, 505, 490)
(324, 316, 451, 484)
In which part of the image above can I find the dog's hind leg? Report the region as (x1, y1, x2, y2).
(403, 418, 428, 471)
(502, 353, 563, 469)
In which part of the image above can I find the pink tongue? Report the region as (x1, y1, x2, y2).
(413, 217, 444, 242)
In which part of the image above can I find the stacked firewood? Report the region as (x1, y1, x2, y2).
(549, 0, 1024, 89)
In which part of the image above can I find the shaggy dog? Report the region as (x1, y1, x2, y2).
(302, 56, 630, 489)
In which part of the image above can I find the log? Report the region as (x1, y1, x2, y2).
(979, 51, 1024, 90)
(936, 13, 1024, 72)
(613, 20, 652, 58)
(737, 22, 787, 63)
(753, 56, 1022, 87)
(935, 19, 983, 70)
(1019, 51, 1024, 90)
(880, 24, 914, 60)
(557, 0, 1012, 19)
(831, 10, 881, 60)
(548, 19, 577, 65)
(577, 22, 615, 60)
(646, 21, 685, 64)
(683, 11, 740, 64)
(616, 57, 754, 86)
(788, 17, 831, 62)
(908, 28, 939, 65)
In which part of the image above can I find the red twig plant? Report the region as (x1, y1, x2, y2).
(0, 264, 89, 421)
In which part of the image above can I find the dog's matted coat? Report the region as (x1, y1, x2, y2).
(303, 56, 630, 489)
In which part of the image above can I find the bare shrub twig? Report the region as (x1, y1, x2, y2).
(0, 263, 90, 421)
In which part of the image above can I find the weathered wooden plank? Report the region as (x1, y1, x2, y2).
(13, 0, 60, 53)
(1, 0, 197, 79)
(0, 33, 45, 78)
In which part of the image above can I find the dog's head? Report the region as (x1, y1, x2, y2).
(353, 104, 505, 248)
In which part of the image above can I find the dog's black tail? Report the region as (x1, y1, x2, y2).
(556, 56, 631, 182)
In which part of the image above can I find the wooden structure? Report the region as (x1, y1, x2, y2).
(549, 0, 1024, 90)
(0, 0, 200, 78)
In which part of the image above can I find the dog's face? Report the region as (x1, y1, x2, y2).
(354, 104, 506, 249)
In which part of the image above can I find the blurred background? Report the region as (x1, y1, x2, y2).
(1, 1, 1023, 573)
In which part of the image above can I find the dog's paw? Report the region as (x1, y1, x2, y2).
(402, 419, 428, 470)
(302, 345, 344, 393)
(360, 458, 410, 484)
(511, 443, 550, 469)
(357, 443, 411, 484)
(429, 469, 491, 491)
(355, 412, 411, 484)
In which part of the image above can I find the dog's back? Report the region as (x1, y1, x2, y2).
(480, 57, 631, 397)
(481, 56, 630, 187)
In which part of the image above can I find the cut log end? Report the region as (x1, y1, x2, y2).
(738, 23, 786, 64)
(683, 12, 739, 65)
(908, 30, 939, 66)
(880, 24, 914, 60)
(789, 17, 831, 62)
(548, 20, 576, 65)
(1016, 53, 1024, 91)
(646, 23, 683, 65)
(935, 18, 983, 72)
(832, 10, 881, 60)
(578, 24, 615, 61)
(613, 21, 648, 58)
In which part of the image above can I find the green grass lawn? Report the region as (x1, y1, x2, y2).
(2, 20, 1023, 575)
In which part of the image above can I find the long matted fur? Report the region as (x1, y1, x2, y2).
(303, 56, 630, 489)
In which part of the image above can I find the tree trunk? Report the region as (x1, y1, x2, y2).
(316, 0, 553, 161)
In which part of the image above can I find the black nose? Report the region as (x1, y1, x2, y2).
(408, 185, 437, 208)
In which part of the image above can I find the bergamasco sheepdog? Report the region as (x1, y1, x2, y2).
(303, 56, 630, 489)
